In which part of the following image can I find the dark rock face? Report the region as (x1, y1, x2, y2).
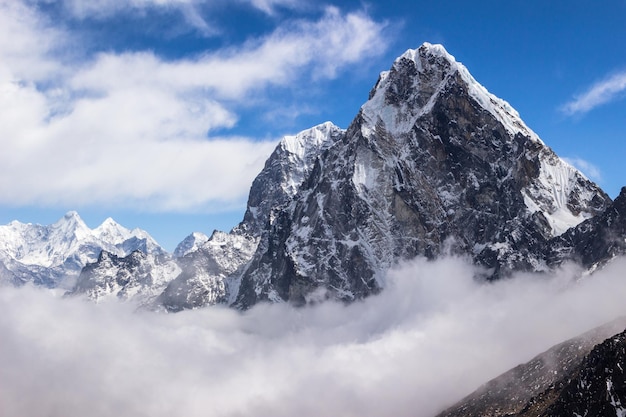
(435, 318, 626, 417)
(233, 43, 610, 309)
(541, 329, 626, 417)
(155, 122, 345, 310)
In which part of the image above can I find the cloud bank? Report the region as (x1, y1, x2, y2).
(0, 1, 388, 212)
(561, 70, 626, 116)
(2, 256, 626, 417)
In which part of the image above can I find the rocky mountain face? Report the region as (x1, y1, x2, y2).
(68, 250, 180, 306)
(540, 328, 626, 417)
(0, 211, 164, 288)
(240, 121, 346, 236)
(435, 318, 626, 417)
(233, 43, 610, 308)
(157, 231, 258, 311)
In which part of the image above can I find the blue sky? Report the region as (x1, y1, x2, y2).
(1, 0, 625, 251)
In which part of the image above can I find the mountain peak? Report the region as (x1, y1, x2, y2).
(365, 42, 539, 142)
(53, 211, 90, 238)
(400, 42, 454, 63)
(173, 231, 209, 258)
(64, 210, 81, 219)
(240, 121, 345, 235)
(59, 210, 85, 226)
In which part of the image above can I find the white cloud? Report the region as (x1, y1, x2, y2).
(69, 7, 387, 99)
(563, 156, 602, 182)
(242, 0, 305, 15)
(561, 71, 626, 115)
(0, 2, 388, 212)
(1, 257, 626, 417)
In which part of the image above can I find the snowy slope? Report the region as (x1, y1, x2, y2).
(173, 232, 209, 258)
(69, 250, 180, 306)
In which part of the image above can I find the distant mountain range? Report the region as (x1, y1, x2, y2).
(0, 211, 165, 289)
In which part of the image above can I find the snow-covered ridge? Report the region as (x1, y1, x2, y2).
(360, 42, 599, 237)
(277, 121, 345, 196)
(0, 211, 164, 285)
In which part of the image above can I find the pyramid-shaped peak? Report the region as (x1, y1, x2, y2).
(63, 210, 82, 221)
(54, 211, 89, 232)
(364, 42, 540, 141)
(100, 217, 118, 226)
(94, 217, 128, 232)
(399, 42, 457, 64)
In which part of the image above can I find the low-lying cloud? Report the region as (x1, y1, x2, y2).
(2, 256, 626, 417)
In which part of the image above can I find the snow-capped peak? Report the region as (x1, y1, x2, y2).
(52, 211, 91, 239)
(174, 231, 209, 258)
(93, 217, 133, 244)
(363, 42, 541, 142)
(277, 121, 345, 197)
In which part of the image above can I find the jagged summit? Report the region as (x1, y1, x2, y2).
(240, 121, 345, 236)
(157, 122, 345, 311)
(173, 231, 209, 258)
(365, 43, 538, 142)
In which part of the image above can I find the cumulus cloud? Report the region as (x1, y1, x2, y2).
(1, 256, 626, 417)
(561, 70, 626, 116)
(563, 156, 602, 182)
(0, 2, 388, 212)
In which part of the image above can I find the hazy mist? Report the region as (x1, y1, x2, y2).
(1, 256, 626, 417)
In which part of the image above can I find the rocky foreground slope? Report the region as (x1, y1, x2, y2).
(436, 318, 626, 417)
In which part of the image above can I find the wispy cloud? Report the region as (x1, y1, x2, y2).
(563, 157, 602, 182)
(35, 0, 307, 34)
(0, 2, 389, 212)
(561, 71, 626, 115)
